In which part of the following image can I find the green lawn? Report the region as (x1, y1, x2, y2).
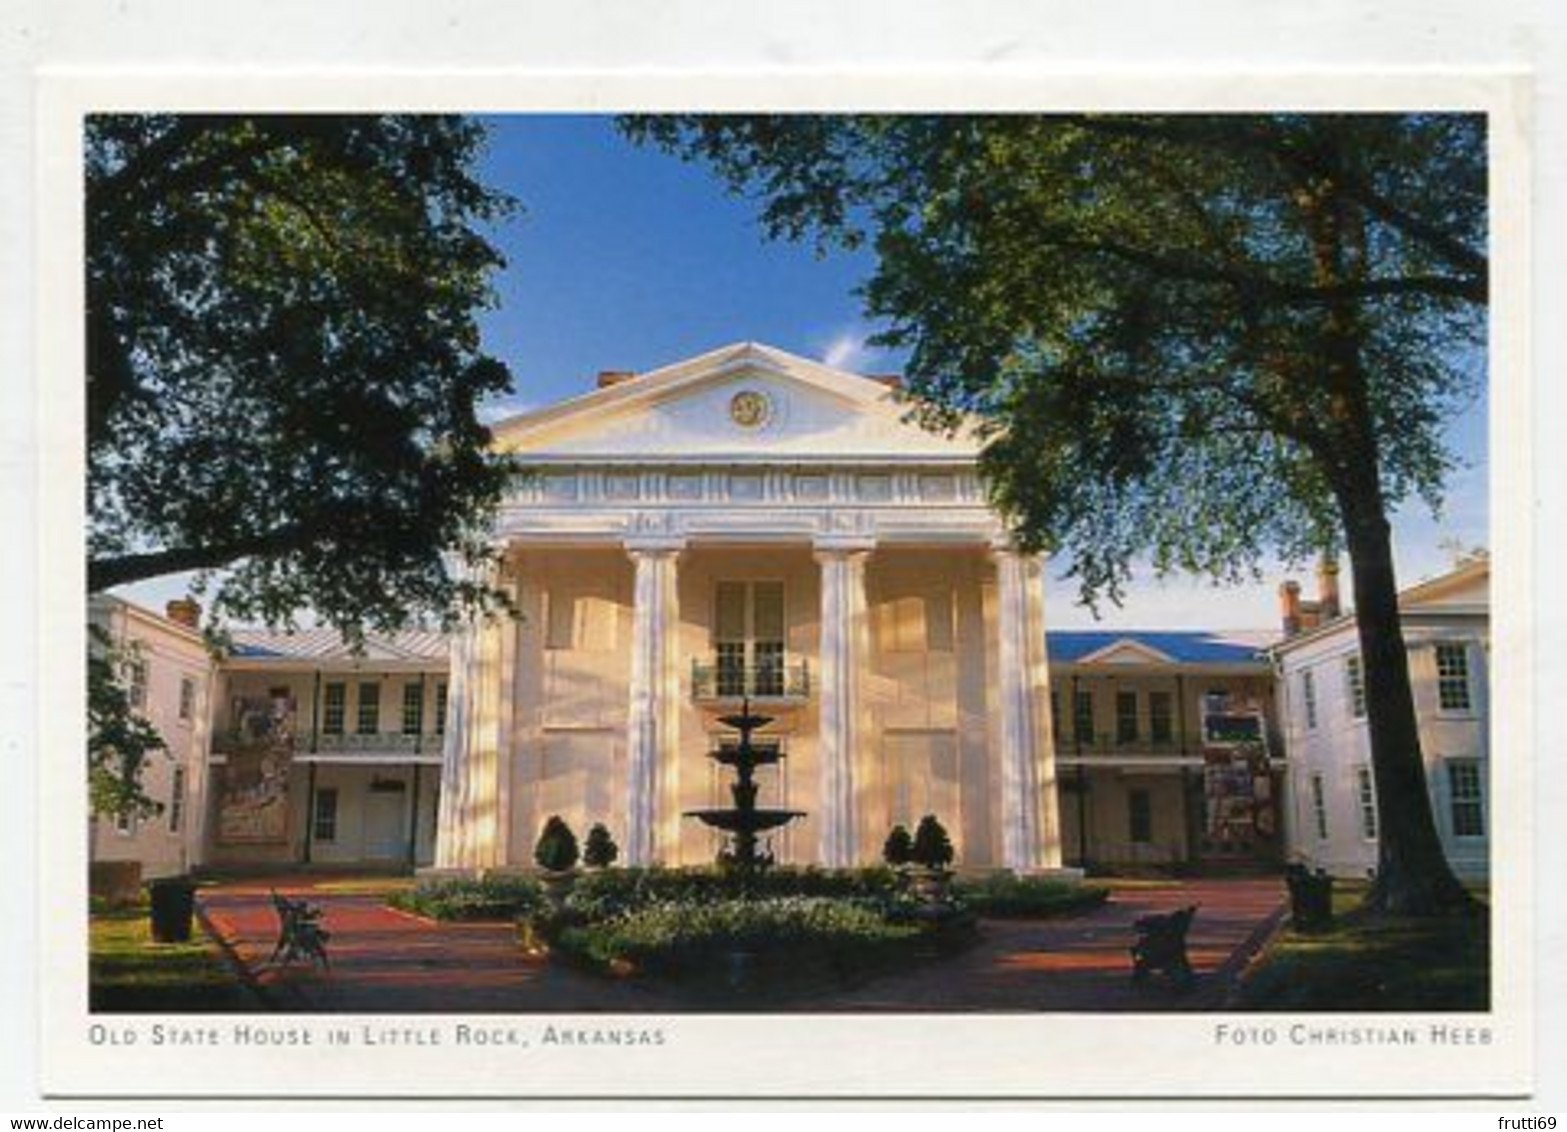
(1233, 885, 1489, 1012)
(90, 904, 257, 1013)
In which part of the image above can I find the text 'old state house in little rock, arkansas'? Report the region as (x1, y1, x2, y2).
(91, 343, 1490, 885)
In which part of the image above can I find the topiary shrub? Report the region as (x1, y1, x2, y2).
(910, 814, 955, 871)
(582, 823, 619, 869)
(882, 824, 914, 867)
(534, 815, 580, 873)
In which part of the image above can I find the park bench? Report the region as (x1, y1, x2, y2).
(1284, 863, 1335, 932)
(1130, 904, 1198, 988)
(268, 889, 331, 969)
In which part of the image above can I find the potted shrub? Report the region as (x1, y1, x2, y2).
(583, 823, 619, 870)
(908, 814, 955, 901)
(882, 824, 914, 870)
(534, 815, 580, 905)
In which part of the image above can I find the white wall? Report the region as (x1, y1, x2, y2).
(1278, 611, 1490, 882)
(88, 600, 215, 879)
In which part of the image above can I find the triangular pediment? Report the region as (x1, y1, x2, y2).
(1077, 639, 1177, 666)
(490, 342, 981, 464)
(1401, 558, 1490, 611)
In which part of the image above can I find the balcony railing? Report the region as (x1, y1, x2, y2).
(692, 658, 812, 702)
(1059, 715, 1270, 757)
(1060, 733, 1193, 757)
(212, 729, 442, 757)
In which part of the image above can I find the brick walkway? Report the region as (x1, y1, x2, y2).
(197, 875, 1285, 1013)
(793, 876, 1287, 1012)
(198, 879, 684, 1013)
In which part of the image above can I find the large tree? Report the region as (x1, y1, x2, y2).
(87, 114, 519, 636)
(625, 113, 1486, 915)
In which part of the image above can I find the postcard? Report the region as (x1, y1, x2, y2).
(34, 68, 1532, 1100)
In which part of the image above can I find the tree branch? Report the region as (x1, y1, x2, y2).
(88, 521, 322, 592)
(1059, 114, 1488, 290)
(1053, 229, 1484, 305)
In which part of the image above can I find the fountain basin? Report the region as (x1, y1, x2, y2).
(684, 808, 806, 833)
(716, 712, 775, 731)
(710, 745, 784, 767)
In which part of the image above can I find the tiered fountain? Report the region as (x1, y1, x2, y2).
(684, 700, 805, 872)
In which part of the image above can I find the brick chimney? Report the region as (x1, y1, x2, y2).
(165, 596, 202, 630)
(596, 370, 637, 389)
(1278, 580, 1303, 638)
(1316, 556, 1342, 621)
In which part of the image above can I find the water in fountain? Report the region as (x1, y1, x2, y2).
(683, 699, 806, 872)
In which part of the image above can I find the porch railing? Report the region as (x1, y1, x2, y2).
(212, 729, 442, 757)
(691, 658, 812, 701)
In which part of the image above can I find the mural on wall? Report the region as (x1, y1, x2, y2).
(1200, 747, 1276, 852)
(1198, 690, 1277, 854)
(216, 690, 296, 844)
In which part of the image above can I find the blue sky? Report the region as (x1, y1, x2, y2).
(118, 113, 1489, 632)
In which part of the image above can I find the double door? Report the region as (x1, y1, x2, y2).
(714, 580, 786, 696)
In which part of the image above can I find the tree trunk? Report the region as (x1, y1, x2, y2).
(1295, 150, 1475, 918)
(1339, 486, 1476, 916)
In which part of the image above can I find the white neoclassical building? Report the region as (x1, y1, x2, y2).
(433, 342, 1065, 873)
(1273, 556, 1490, 881)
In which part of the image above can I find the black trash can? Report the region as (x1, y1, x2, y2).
(146, 876, 197, 943)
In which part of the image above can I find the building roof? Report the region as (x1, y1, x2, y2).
(227, 626, 449, 664)
(1045, 630, 1274, 666)
(1270, 556, 1490, 656)
(486, 340, 984, 466)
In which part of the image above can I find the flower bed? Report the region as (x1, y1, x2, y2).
(550, 896, 928, 979)
(389, 875, 542, 921)
(562, 865, 900, 922)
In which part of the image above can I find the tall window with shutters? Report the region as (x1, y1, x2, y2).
(1344, 655, 1367, 719)
(714, 581, 786, 696)
(401, 682, 424, 735)
(1355, 766, 1378, 840)
(356, 682, 380, 735)
(321, 682, 346, 735)
(1447, 760, 1485, 837)
(1435, 643, 1474, 713)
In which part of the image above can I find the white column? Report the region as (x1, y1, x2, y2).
(433, 621, 472, 870)
(815, 540, 873, 867)
(433, 559, 517, 871)
(625, 539, 683, 866)
(995, 544, 1064, 871)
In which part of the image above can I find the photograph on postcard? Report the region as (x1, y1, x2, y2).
(40, 84, 1528, 1098)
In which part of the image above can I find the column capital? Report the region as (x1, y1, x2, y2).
(624, 536, 687, 556)
(812, 536, 876, 558)
(989, 536, 1038, 559)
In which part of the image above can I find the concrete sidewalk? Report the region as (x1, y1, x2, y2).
(197, 875, 1285, 1013)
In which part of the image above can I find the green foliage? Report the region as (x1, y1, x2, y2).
(581, 823, 619, 869)
(553, 896, 922, 976)
(87, 624, 166, 821)
(623, 114, 1485, 605)
(882, 824, 914, 867)
(86, 114, 521, 638)
(533, 815, 580, 873)
(562, 865, 900, 922)
(90, 904, 254, 1012)
(910, 815, 955, 870)
(389, 875, 542, 921)
(1234, 904, 1489, 1011)
(954, 873, 1110, 918)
